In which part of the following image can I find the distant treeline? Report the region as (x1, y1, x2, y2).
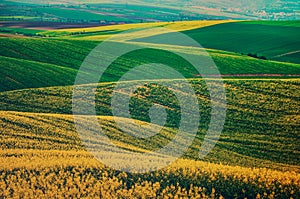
(243, 53, 267, 60)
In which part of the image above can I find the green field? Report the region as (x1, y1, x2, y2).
(1, 0, 254, 23)
(0, 27, 43, 36)
(31, 7, 129, 22)
(5, 0, 298, 20)
(0, 79, 299, 168)
(0, 56, 80, 92)
(184, 21, 300, 64)
(242, 20, 300, 27)
(0, 37, 97, 70)
(0, 19, 299, 198)
(0, 34, 299, 92)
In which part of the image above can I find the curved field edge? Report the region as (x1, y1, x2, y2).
(1, 37, 300, 92)
(0, 78, 299, 169)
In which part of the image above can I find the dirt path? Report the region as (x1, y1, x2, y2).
(273, 50, 300, 58)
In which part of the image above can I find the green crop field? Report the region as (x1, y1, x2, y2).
(0, 37, 97, 70)
(0, 18, 299, 198)
(0, 34, 299, 92)
(30, 7, 128, 22)
(1, 0, 254, 22)
(184, 21, 300, 64)
(0, 79, 299, 168)
(0, 56, 80, 92)
(241, 20, 300, 27)
(0, 27, 43, 36)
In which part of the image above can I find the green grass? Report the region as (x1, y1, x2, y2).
(0, 37, 97, 70)
(0, 27, 43, 36)
(242, 20, 300, 27)
(0, 79, 299, 169)
(86, 4, 184, 22)
(31, 7, 128, 22)
(184, 21, 300, 64)
(0, 37, 299, 92)
(0, 56, 80, 92)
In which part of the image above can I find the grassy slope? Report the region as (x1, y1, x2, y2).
(0, 36, 299, 92)
(184, 21, 300, 64)
(0, 79, 299, 169)
(242, 20, 300, 27)
(0, 37, 97, 69)
(0, 56, 80, 92)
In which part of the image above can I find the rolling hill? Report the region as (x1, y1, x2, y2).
(184, 21, 300, 64)
(0, 79, 299, 197)
(0, 56, 80, 92)
(1, 115, 299, 199)
(0, 34, 299, 92)
(0, 19, 299, 198)
(0, 79, 299, 169)
(4, 0, 299, 20)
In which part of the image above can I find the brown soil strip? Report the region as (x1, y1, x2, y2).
(0, 21, 108, 30)
(194, 74, 300, 77)
(0, 33, 27, 38)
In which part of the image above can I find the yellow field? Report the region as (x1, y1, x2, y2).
(1, 149, 299, 198)
(0, 111, 299, 198)
(42, 20, 235, 40)
(56, 20, 233, 32)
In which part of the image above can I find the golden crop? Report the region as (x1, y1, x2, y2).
(0, 79, 299, 198)
(0, 150, 299, 198)
(0, 109, 299, 198)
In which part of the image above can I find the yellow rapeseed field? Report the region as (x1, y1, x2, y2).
(0, 111, 299, 198)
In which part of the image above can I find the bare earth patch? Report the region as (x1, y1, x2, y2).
(194, 74, 300, 77)
(0, 21, 108, 30)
